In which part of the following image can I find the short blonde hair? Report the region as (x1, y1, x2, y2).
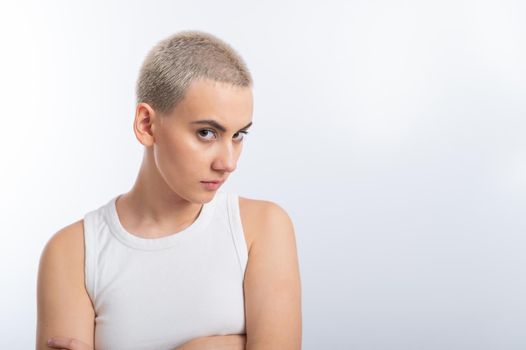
(136, 30, 253, 115)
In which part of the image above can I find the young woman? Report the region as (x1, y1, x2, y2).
(36, 31, 302, 349)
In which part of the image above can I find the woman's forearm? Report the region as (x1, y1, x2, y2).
(175, 334, 246, 350)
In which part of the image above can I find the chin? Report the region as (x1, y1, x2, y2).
(189, 190, 217, 204)
(202, 191, 218, 202)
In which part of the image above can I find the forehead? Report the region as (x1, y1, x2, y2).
(175, 78, 253, 128)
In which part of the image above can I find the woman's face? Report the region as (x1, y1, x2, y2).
(150, 78, 253, 202)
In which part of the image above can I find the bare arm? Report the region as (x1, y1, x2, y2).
(36, 221, 95, 349)
(175, 334, 246, 350)
(242, 201, 302, 349)
(46, 334, 245, 350)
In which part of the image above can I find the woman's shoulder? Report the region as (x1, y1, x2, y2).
(237, 195, 290, 217)
(39, 219, 86, 282)
(43, 219, 85, 255)
(237, 195, 294, 254)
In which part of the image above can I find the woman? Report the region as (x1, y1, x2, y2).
(36, 31, 302, 349)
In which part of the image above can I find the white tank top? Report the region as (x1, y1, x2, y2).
(82, 190, 248, 350)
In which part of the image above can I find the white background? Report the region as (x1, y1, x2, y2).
(1, 0, 525, 349)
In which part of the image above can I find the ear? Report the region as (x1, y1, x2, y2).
(133, 103, 157, 146)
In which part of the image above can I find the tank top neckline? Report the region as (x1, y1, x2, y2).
(103, 191, 222, 251)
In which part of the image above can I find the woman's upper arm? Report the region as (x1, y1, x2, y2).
(36, 220, 95, 349)
(242, 201, 302, 350)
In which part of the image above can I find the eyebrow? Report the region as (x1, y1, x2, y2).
(190, 119, 253, 133)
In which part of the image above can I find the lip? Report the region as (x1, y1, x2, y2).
(201, 179, 225, 184)
(200, 180, 224, 191)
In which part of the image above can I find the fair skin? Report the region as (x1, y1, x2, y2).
(37, 78, 302, 349)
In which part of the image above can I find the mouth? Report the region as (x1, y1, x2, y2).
(201, 179, 225, 185)
(200, 179, 224, 190)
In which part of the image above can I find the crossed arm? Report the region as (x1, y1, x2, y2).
(45, 334, 246, 350)
(36, 201, 301, 349)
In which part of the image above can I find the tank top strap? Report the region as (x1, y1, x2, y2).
(225, 192, 249, 278)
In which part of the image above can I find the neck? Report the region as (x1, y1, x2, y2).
(116, 148, 203, 238)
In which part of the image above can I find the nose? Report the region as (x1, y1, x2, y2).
(211, 142, 237, 173)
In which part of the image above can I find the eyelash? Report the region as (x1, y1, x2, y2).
(197, 129, 249, 142)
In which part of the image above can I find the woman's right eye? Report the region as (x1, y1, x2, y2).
(197, 129, 216, 141)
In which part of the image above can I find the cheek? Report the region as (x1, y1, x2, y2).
(158, 134, 206, 172)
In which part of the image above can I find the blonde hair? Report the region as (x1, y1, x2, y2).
(136, 30, 253, 115)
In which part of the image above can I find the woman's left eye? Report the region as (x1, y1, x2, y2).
(233, 131, 249, 142)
